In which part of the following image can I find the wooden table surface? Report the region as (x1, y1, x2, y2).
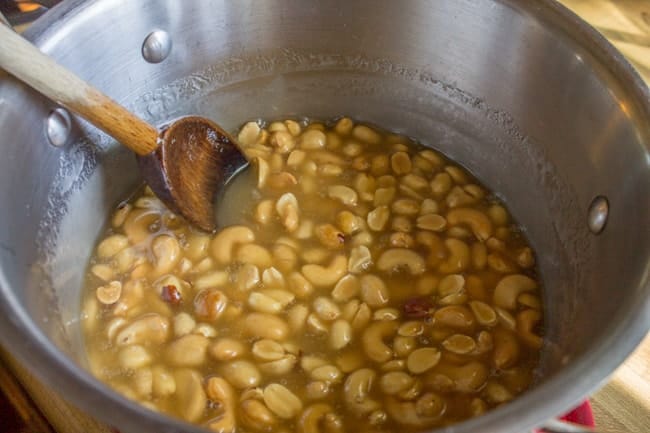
(590, 334, 650, 433)
(557, 2, 650, 432)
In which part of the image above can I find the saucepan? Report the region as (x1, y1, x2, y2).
(0, 1, 648, 432)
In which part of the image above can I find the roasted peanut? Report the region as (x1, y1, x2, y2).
(238, 121, 261, 146)
(209, 338, 247, 361)
(485, 380, 514, 404)
(328, 185, 358, 206)
(429, 361, 488, 393)
(111, 203, 132, 228)
(300, 130, 327, 149)
(391, 215, 413, 233)
(97, 235, 129, 258)
(313, 296, 341, 321)
(248, 289, 294, 314)
(194, 289, 228, 321)
(264, 384, 303, 419)
(288, 272, 314, 299)
(389, 232, 415, 248)
(336, 211, 364, 235)
(360, 274, 390, 307)
(329, 319, 353, 350)
(206, 376, 236, 432)
(393, 335, 417, 357)
(385, 396, 441, 428)
(367, 206, 390, 231)
(442, 334, 476, 354)
(433, 305, 475, 331)
(305, 381, 331, 401)
(402, 173, 429, 191)
(240, 399, 277, 431)
(342, 299, 372, 330)
(343, 141, 363, 157)
(118, 345, 151, 369)
(96, 281, 122, 305)
(331, 275, 360, 302)
(430, 173, 452, 197)
(353, 173, 376, 201)
(271, 130, 296, 154)
(174, 369, 207, 422)
(165, 334, 209, 367)
(315, 224, 345, 249)
(469, 301, 498, 326)
(310, 364, 343, 384)
(487, 204, 509, 226)
(276, 193, 300, 233)
(334, 117, 353, 135)
(353, 124, 382, 144)
(116, 313, 169, 346)
(220, 360, 261, 389)
(392, 199, 419, 216)
(487, 252, 520, 273)
(287, 304, 309, 333)
(416, 214, 446, 232)
(407, 348, 441, 374)
(192, 270, 229, 291)
(368, 154, 389, 176)
(380, 371, 415, 395)
(373, 187, 396, 206)
(235, 263, 261, 292)
(391, 151, 412, 174)
(244, 313, 289, 341)
(445, 186, 477, 208)
(492, 328, 520, 369)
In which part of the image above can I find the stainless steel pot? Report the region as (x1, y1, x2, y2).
(0, 1, 648, 432)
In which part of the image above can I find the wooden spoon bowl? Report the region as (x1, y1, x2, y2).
(138, 116, 247, 231)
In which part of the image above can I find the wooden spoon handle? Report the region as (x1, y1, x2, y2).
(0, 24, 158, 155)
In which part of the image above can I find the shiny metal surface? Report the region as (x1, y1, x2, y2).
(141, 29, 172, 64)
(587, 196, 610, 235)
(45, 107, 71, 147)
(0, 10, 10, 27)
(0, 1, 648, 433)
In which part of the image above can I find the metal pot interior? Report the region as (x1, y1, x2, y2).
(0, 1, 648, 432)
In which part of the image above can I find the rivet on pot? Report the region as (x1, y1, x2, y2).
(587, 196, 609, 234)
(45, 108, 71, 147)
(142, 30, 172, 64)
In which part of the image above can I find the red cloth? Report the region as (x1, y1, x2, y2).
(560, 401, 595, 427)
(534, 401, 595, 432)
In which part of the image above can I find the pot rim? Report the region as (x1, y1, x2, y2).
(1, 1, 648, 432)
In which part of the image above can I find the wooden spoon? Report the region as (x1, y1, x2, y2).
(0, 24, 246, 232)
